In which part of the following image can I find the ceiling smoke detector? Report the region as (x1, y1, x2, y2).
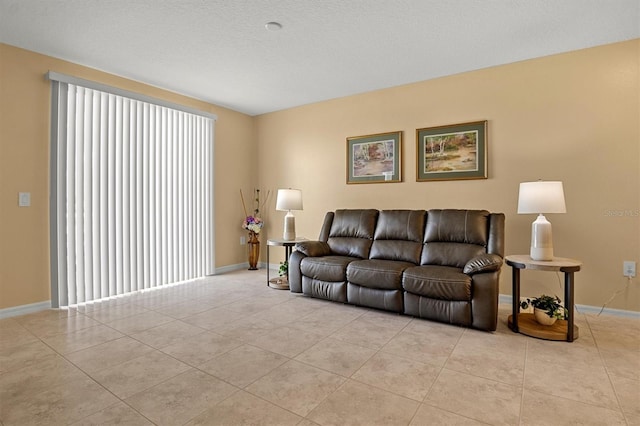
(264, 21, 283, 31)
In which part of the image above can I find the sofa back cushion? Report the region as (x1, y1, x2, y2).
(327, 209, 378, 259)
(370, 210, 426, 264)
(421, 209, 490, 268)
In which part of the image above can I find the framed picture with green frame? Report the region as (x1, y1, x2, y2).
(416, 120, 487, 181)
(346, 131, 402, 184)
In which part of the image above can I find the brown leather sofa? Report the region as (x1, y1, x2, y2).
(289, 209, 505, 331)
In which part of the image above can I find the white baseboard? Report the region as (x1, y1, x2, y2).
(0, 301, 51, 320)
(213, 262, 271, 274)
(213, 263, 248, 274)
(498, 294, 640, 319)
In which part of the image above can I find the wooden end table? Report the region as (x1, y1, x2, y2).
(505, 254, 582, 342)
(266, 238, 307, 290)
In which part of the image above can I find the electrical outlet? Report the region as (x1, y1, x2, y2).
(623, 261, 636, 277)
(18, 192, 31, 207)
(519, 296, 533, 313)
(240, 236, 246, 245)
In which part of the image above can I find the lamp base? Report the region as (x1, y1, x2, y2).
(530, 214, 554, 261)
(283, 211, 296, 241)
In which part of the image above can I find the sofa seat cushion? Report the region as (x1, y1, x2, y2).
(403, 265, 471, 301)
(302, 277, 347, 302)
(347, 259, 415, 290)
(347, 284, 403, 313)
(300, 256, 357, 282)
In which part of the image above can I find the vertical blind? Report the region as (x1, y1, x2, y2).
(49, 73, 215, 307)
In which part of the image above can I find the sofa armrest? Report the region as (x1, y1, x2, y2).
(295, 241, 332, 257)
(463, 254, 503, 275)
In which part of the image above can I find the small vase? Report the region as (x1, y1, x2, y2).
(247, 231, 260, 270)
(534, 308, 557, 326)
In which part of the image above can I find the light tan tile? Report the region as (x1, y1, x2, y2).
(246, 359, 345, 417)
(250, 298, 322, 325)
(289, 305, 364, 336)
(13, 308, 79, 324)
(382, 329, 459, 367)
(247, 325, 325, 357)
(425, 368, 521, 425)
(628, 413, 640, 426)
(307, 379, 419, 426)
(1, 376, 118, 425)
(403, 317, 465, 338)
(224, 296, 287, 314)
(0, 339, 56, 374)
(600, 347, 640, 381)
(105, 311, 174, 334)
(83, 302, 150, 323)
(296, 420, 322, 426)
(520, 389, 626, 425)
(330, 315, 404, 350)
(21, 313, 101, 338)
(71, 401, 154, 425)
(295, 337, 375, 377)
(445, 329, 526, 386)
(185, 390, 302, 426)
(0, 319, 40, 351)
(181, 307, 246, 330)
(4, 271, 639, 426)
(160, 330, 243, 366)
(199, 344, 287, 388)
(130, 292, 192, 310)
(610, 374, 640, 417)
(526, 336, 602, 372)
(64, 336, 155, 374)
(524, 359, 618, 410)
(411, 404, 485, 425)
(0, 354, 88, 405)
(352, 351, 440, 401)
(212, 316, 280, 341)
(125, 369, 237, 426)
(129, 319, 206, 349)
(41, 324, 124, 354)
(90, 351, 190, 398)
(588, 321, 640, 352)
(152, 299, 218, 319)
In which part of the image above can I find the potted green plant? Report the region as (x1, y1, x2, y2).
(278, 260, 288, 281)
(520, 294, 567, 326)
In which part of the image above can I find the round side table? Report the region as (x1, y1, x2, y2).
(505, 255, 582, 342)
(266, 238, 307, 290)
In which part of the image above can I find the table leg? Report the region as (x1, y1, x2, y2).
(565, 271, 575, 342)
(511, 267, 520, 333)
(266, 243, 270, 287)
(285, 246, 294, 280)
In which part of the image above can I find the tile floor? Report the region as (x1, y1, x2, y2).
(1, 269, 639, 425)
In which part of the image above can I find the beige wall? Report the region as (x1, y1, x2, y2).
(256, 39, 640, 311)
(1, 40, 638, 312)
(0, 43, 255, 309)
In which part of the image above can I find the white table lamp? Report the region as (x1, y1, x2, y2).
(276, 189, 303, 241)
(517, 181, 566, 261)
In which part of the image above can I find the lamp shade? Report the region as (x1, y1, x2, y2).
(276, 189, 303, 211)
(517, 181, 566, 214)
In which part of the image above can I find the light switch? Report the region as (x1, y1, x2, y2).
(18, 192, 31, 207)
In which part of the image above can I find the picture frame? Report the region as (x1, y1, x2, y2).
(416, 120, 487, 181)
(346, 131, 402, 184)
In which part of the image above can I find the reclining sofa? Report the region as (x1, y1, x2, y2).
(289, 209, 505, 331)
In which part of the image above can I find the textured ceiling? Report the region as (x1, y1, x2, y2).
(1, 0, 638, 115)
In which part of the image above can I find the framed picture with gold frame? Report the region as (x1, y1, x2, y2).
(416, 121, 487, 181)
(346, 131, 402, 184)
